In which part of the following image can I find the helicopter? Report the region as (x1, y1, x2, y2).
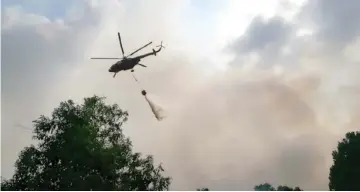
(91, 32, 165, 78)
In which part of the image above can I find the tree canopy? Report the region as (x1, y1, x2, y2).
(329, 131, 360, 191)
(254, 183, 302, 191)
(2, 95, 360, 191)
(1, 96, 171, 191)
(254, 183, 275, 191)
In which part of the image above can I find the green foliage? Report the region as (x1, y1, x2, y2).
(276, 185, 302, 191)
(254, 183, 302, 191)
(1, 96, 171, 190)
(1, 177, 14, 191)
(329, 131, 360, 191)
(254, 183, 275, 191)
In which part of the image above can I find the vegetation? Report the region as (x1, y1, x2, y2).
(0, 96, 170, 190)
(1, 96, 360, 190)
(329, 131, 360, 191)
(254, 183, 302, 191)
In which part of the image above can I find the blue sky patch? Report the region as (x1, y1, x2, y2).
(1, 0, 72, 20)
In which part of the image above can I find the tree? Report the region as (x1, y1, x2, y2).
(197, 187, 210, 191)
(329, 131, 360, 191)
(276, 185, 302, 191)
(254, 183, 275, 191)
(1, 96, 171, 190)
(1, 177, 14, 191)
(254, 183, 302, 191)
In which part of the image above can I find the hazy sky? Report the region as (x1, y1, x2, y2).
(2, 0, 360, 190)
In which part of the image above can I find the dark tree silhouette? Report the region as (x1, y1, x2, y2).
(1, 96, 171, 191)
(254, 183, 275, 191)
(197, 187, 210, 191)
(329, 131, 360, 191)
(276, 185, 302, 191)
(254, 183, 302, 191)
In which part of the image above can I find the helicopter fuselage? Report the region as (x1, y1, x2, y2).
(91, 32, 164, 78)
(108, 57, 141, 73)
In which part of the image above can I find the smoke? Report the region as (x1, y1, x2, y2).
(3, 0, 360, 190)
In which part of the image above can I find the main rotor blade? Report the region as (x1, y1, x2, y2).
(127, 41, 153, 57)
(91, 57, 121, 59)
(118, 32, 125, 57)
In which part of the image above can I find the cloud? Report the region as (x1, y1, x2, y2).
(299, 0, 360, 48)
(230, 16, 293, 55)
(2, 0, 360, 191)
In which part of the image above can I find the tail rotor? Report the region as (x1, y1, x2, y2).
(156, 41, 165, 49)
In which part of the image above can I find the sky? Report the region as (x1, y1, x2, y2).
(2, 0, 360, 190)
